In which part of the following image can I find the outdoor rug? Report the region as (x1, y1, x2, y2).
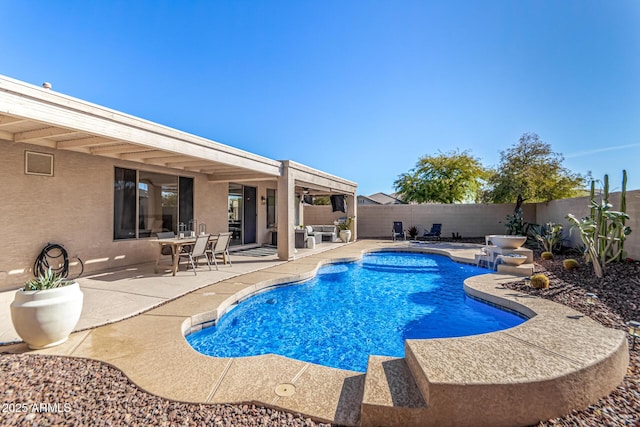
(232, 246, 278, 257)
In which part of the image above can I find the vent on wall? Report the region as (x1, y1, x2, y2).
(25, 151, 54, 176)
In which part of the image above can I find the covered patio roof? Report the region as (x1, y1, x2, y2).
(0, 74, 357, 262)
(0, 75, 356, 194)
(0, 75, 282, 182)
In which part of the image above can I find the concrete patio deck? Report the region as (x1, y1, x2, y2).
(0, 240, 629, 426)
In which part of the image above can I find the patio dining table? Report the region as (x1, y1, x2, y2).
(153, 235, 218, 276)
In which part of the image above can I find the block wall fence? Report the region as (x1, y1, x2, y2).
(305, 189, 640, 260)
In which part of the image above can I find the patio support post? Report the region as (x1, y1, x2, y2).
(277, 161, 295, 261)
(346, 193, 357, 241)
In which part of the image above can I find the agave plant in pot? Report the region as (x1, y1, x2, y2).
(337, 217, 354, 243)
(10, 268, 84, 349)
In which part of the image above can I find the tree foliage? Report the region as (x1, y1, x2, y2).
(394, 150, 487, 203)
(484, 133, 583, 204)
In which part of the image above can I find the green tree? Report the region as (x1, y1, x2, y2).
(484, 133, 583, 207)
(394, 149, 487, 203)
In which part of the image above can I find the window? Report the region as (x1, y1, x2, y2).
(266, 188, 276, 228)
(114, 167, 193, 240)
(228, 183, 257, 246)
(228, 183, 243, 246)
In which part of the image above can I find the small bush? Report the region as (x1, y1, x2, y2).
(541, 251, 554, 260)
(530, 274, 550, 289)
(563, 258, 579, 270)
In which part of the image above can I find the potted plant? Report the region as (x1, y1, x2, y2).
(337, 217, 354, 243)
(10, 268, 84, 349)
(407, 226, 418, 240)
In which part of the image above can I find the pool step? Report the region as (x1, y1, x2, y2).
(360, 356, 427, 427)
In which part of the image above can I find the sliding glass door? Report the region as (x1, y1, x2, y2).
(228, 183, 256, 246)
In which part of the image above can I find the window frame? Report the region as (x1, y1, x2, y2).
(114, 167, 193, 240)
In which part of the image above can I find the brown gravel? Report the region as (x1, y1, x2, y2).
(1, 247, 639, 426)
(0, 353, 330, 426)
(505, 250, 640, 427)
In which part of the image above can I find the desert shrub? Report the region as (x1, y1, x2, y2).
(532, 222, 564, 253)
(563, 258, 579, 270)
(530, 274, 550, 289)
(541, 251, 554, 260)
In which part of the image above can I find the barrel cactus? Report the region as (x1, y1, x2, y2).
(530, 274, 550, 289)
(563, 259, 579, 270)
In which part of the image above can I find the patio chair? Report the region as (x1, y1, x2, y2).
(206, 232, 233, 270)
(392, 222, 406, 241)
(178, 234, 211, 275)
(423, 224, 442, 240)
(156, 231, 176, 260)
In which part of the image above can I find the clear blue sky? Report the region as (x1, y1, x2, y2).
(2, 0, 639, 195)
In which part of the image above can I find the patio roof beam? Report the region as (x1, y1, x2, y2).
(296, 183, 333, 194)
(0, 115, 27, 127)
(13, 126, 81, 143)
(57, 136, 117, 149)
(207, 172, 277, 183)
(90, 144, 150, 155)
(165, 159, 220, 168)
(19, 138, 57, 148)
(119, 150, 176, 161)
(143, 155, 193, 165)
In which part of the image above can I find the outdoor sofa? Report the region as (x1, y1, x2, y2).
(306, 225, 337, 242)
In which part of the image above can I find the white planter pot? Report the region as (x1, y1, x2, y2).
(339, 229, 352, 243)
(10, 282, 84, 349)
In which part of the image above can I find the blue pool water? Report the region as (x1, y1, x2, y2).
(187, 252, 526, 372)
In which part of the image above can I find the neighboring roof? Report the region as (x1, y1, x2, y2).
(357, 195, 381, 204)
(0, 74, 356, 194)
(367, 192, 405, 204)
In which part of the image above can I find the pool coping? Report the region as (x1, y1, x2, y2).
(0, 240, 629, 426)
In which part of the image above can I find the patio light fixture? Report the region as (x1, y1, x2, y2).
(628, 321, 640, 350)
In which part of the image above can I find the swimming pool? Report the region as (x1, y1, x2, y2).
(187, 251, 526, 372)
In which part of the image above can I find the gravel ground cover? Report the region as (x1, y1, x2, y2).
(0, 354, 330, 426)
(506, 251, 639, 427)
(1, 246, 638, 426)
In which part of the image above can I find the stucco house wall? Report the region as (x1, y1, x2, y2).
(0, 140, 262, 291)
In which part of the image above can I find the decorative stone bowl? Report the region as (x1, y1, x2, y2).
(499, 254, 528, 266)
(488, 235, 527, 249)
